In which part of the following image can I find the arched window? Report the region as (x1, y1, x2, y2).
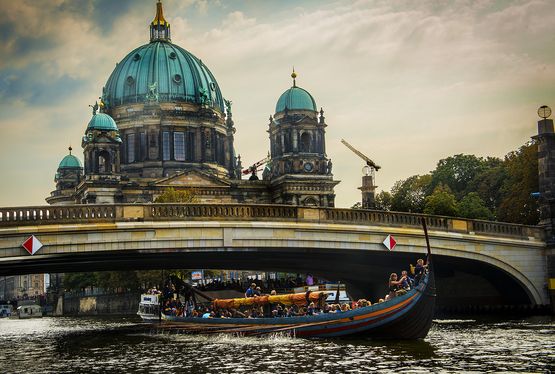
(98, 150, 111, 174)
(303, 196, 318, 206)
(301, 132, 311, 153)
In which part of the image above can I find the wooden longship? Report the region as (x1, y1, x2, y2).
(161, 219, 436, 339)
(162, 270, 435, 339)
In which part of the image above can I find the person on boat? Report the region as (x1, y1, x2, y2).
(201, 309, 213, 318)
(414, 258, 428, 285)
(307, 302, 317, 316)
(400, 270, 413, 291)
(254, 286, 262, 297)
(286, 305, 298, 317)
(245, 283, 257, 298)
(340, 303, 351, 312)
(306, 273, 314, 286)
(387, 273, 403, 300)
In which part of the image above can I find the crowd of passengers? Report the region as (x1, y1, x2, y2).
(386, 258, 428, 300)
(160, 259, 428, 319)
(163, 297, 374, 319)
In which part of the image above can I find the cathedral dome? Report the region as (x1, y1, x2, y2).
(86, 113, 118, 132)
(275, 86, 317, 113)
(58, 153, 82, 169)
(102, 42, 225, 112)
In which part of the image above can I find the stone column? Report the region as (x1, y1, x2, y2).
(534, 118, 555, 243)
(359, 175, 376, 209)
(533, 116, 555, 313)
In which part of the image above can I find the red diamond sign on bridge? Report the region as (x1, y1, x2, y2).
(383, 235, 397, 251)
(22, 235, 43, 255)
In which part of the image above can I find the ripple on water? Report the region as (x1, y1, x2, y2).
(0, 316, 554, 373)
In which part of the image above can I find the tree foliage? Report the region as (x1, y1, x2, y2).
(423, 184, 458, 216)
(497, 142, 539, 224)
(430, 154, 488, 198)
(457, 192, 494, 220)
(374, 191, 392, 211)
(381, 141, 539, 225)
(390, 174, 431, 213)
(63, 272, 97, 292)
(154, 188, 197, 203)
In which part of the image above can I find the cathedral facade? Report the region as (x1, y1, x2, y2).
(46, 1, 338, 207)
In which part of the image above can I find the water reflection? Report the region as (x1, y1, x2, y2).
(0, 316, 553, 374)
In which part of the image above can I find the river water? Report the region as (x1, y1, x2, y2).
(0, 316, 553, 373)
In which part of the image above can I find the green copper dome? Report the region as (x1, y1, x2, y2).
(102, 41, 224, 112)
(58, 154, 82, 169)
(86, 113, 118, 132)
(275, 86, 317, 113)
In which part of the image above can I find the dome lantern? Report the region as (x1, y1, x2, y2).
(150, 1, 171, 42)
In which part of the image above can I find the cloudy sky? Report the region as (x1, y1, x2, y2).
(0, 0, 554, 208)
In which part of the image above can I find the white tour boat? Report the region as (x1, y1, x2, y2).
(137, 293, 161, 322)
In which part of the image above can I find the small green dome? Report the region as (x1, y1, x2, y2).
(58, 154, 82, 169)
(86, 113, 118, 132)
(275, 86, 317, 113)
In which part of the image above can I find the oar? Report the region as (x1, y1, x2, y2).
(421, 217, 433, 270)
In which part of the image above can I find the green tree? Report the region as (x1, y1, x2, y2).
(457, 192, 494, 220)
(95, 271, 139, 293)
(155, 188, 197, 203)
(390, 174, 432, 213)
(136, 270, 168, 291)
(423, 184, 458, 216)
(468, 161, 508, 215)
(374, 191, 392, 211)
(63, 272, 97, 292)
(497, 141, 539, 224)
(430, 154, 487, 198)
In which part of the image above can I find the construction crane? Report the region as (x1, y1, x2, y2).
(341, 139, 381, 171)
(242, 154, 270, 180)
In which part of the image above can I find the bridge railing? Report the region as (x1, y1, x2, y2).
(148, 204, 298, 221)
(0, 204, 543, 240)
(0, 205, 116, 225)
(324, 208, 449, 230)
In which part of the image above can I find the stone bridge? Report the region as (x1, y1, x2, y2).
(0, 204, 549, 307)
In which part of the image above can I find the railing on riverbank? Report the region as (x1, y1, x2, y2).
(0, 203, 543, 240)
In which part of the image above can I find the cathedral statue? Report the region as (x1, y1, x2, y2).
(89, 101, 99, 115)
(146, 82, 159, 102)
(327, 159, 333, 174)
(199, 88, 209, 106)
(224, 99, 232, 115)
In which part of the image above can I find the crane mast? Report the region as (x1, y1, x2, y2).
(341, 139, 380, 209)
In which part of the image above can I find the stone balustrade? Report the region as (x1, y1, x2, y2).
(0, 204, 543, 240)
